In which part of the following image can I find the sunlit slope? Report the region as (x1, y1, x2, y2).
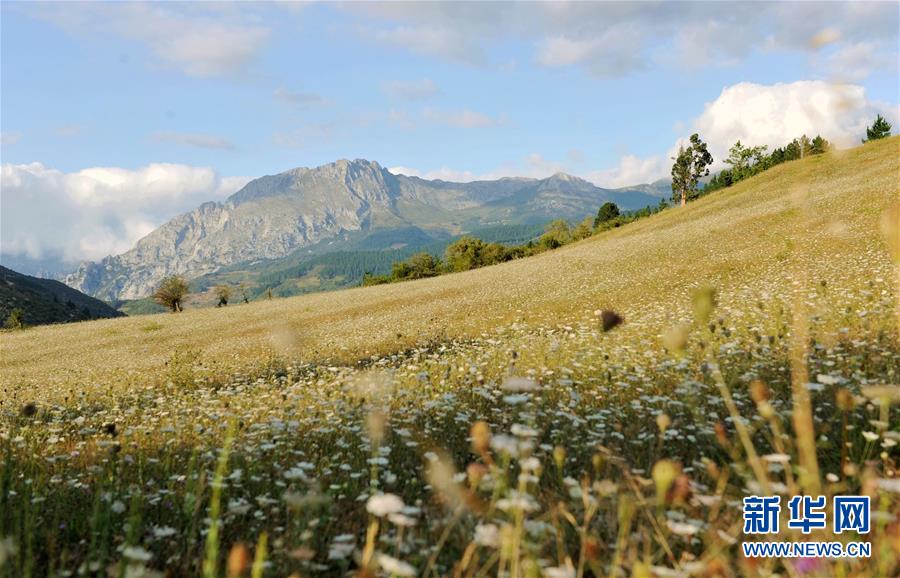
(2, 137, 897, 396)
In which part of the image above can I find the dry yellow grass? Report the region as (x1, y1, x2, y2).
(1, 137, 897, 401)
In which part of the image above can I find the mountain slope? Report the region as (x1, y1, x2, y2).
(65, 160, 658, 300)
(5, 136, 896, 392)
(0, 266, 124, 327)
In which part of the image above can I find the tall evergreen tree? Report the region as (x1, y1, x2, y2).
(725, 140, 768, 182)
(863, 114, 892, 142)
(810, 135, 830, 155)
(594, 202, 620, 227)
(671, 133, 713, 207)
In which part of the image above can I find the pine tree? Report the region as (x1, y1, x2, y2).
(863, 114, 892, 142)
(594, 202, 620, 227)
(671, 134, 713, 207)
(810, 135, 830, 155)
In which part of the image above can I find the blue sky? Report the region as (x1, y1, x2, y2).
(1, 1, 898, 264)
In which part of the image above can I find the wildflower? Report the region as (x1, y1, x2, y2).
(366, 493, 404, 517)
(520, 457, 541, 472)
(470, 421, 491, 454)
(544, 566, 575, 578)
(473, 523, 500, 548)
(501, 377, 539, 392)
(656, 413, 671, 433)
(510, 424, 538, 437)
(491, 434, 519, 457)
(122, 546, 153, 562)
(377, 554, 416, 577)
(226, 543, 250, 577)
(387, 513, 417, 527)
(497, 492, 539, 513)
(862, 431, 879, 442)
(151, 526, 176, 539)
(762, 453, 790, 463)
(666, 520, 700, 536)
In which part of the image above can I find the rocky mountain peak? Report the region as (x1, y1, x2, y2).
(64, 158, 658, 301)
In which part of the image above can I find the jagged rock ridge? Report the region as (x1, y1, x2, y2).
(66, 159, 658, 300)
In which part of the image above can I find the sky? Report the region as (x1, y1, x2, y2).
(1, 1, 898, 267)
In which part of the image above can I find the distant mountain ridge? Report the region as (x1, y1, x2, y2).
(65, 159, 659, 300)
(1, 266, 124, 327)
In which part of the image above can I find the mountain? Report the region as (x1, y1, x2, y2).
(65, 159, 659, 300)
(1, 266, 124, 327)
(0, 252, 78, 278)
(612, 178, 672, 198)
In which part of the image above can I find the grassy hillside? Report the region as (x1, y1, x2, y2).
(0, 265, 124, 327)
(0, 137, 897, 577)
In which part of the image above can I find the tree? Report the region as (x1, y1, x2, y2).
(797, 135, 811, 159)
(393, 252, 441, 280)
(671, 133, 713, 207)
(784, 139, 801, 161)
(725, 140, 768, 182)
(153, 276, 189, 312)
(238, 283, 250, 303)
(810, 135, 830, 155)
(863, 114, 892, 142)
(539, 219, 572, 249)
(481, 242, 513, 265)
(4, 308, 25, 330)
(362, 272, 390, 286)
(769, 147, 785, 166)
(594, 202, 620, 227)
(445, 237, 487, 272)
(214, 285, 231, 307)
(571, 217, 594, 240)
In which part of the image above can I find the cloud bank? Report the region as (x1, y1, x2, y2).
(349, 2, 898, 80)
(1, 163, 250, 262)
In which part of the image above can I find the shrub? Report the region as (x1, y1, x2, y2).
(214, 285, 232, 307)
(538, 219, 571, 250)
(153, 276, 189, 312)
(445, 237, 488, 272)
(4, 308, 25, 330)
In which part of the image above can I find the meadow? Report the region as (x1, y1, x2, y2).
(1, 137, 898, 577)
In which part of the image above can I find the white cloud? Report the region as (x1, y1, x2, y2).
(390, 152, 568, 183)
(693, 81, 888, 159)
(150, 131, 235, 151)
(536, 26, 646, 76)
(387, 109, 416, 130)
(28, 3, 270, 77)
(274, 87, 329, 107)
(592, 80, 895, 187)
(1, 132, 22, 146)
(0, 162, 251, 261)
(55, 125, 83, 138)
(588, 155, 670, 189)
(422, 108, 507, 129)
(825, 42, 882, 82)
(372, 25, 485, 64)
(382, 78, 440, 100)
(348, 2, 897, 80)
(272, 123, 337, 148)
(386, 107, 508, 130)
